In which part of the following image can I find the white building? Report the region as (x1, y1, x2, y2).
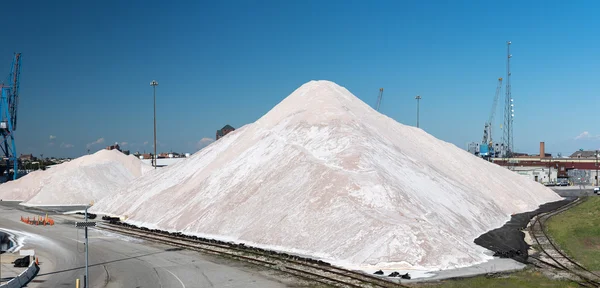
(511, 166, 557, 184)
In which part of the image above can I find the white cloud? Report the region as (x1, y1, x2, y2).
(49, 135, 56, 140)
(575, 131, 590, 140)
(48, 142, 54, 146)
(120, 142, 128, 146)
(143, 141, 149, 146)
(196, 137, 215, 150)
(86, 137, 105, 149)
(60, 142, 74, 149)
(574, 131, 600, 140)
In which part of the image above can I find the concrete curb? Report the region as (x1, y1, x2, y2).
(0, 257, 39, 288)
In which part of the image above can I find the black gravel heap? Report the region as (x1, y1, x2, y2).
(473, 197, 575, 263)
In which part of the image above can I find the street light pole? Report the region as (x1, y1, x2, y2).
(415, 95, 422, 128)
(150, 80, 158, 169)
(84, 205, 89, 288)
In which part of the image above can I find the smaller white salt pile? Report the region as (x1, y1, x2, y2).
(0, 149, 152, 206)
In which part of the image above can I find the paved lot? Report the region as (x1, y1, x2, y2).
(551, 187, 596, 197)
(0, 252, 27, 285)
(0, 202, 306, 288)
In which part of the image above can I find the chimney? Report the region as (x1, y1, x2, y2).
(540, 142, 545, 158)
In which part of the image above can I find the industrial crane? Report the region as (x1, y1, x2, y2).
(0, 53, 22, 181)
(480, 77, 503, 159)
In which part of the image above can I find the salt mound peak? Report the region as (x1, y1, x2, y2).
(0, 149, 150, 205)
(92, 80, 561, 271)
(257, 80, 375, 127)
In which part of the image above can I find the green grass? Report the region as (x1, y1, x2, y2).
(408, 269, 578, 288)
(546, 196, 600, 271)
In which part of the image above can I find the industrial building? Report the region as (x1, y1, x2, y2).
(487, 142, 600, 186)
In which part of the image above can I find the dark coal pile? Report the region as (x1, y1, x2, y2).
(13, 256, 30, 267)
(474, 197, 574, 263)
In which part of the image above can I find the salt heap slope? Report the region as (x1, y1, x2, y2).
(92, 80, 562, 270)
(0, 149, 152, 205)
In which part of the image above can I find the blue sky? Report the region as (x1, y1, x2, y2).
(1, 0, 599, 158)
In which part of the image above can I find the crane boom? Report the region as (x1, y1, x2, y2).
(8, 53, 21, 131)
(488, 78, 503, 127)
(480, 78, 503, 159)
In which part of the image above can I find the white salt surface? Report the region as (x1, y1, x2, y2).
(0, 149, 151, 205)
(91, 80, 562, 271)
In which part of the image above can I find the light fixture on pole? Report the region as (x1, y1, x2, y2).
(415, 95, 422, 128)
(150, 80, 158, 169)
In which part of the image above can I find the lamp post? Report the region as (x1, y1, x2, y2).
(596, 150, 598, 186)
(415, 95, 422, 128)
(150, 80, 158, 169)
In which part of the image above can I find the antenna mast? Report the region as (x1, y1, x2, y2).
(503, 41, 513, 158)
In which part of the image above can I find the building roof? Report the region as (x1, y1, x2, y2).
(221, 124, 235, 131)
(217, 124, 235, 137)
(569, 150, 598, 158)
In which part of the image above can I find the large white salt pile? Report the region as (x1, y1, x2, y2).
(91, 80, 562, 271)
(0, 149, 152, 205)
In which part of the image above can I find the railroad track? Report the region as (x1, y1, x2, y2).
(95, 222, 409, 288)
(529, 197, 600, 287)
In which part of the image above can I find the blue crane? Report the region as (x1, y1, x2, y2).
(0, 53, 22, 181)
(480, 77, 503, 160)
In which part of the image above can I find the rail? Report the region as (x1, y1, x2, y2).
(96, 222, 409, 288)
(528, 197, 600, 287)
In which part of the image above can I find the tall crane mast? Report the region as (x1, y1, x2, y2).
(503, 41, 513, 158)
(0, 53, 22, 181)
(480, 77, 503, 159)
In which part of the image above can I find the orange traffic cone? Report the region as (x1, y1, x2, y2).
(35, 257, 39, 265)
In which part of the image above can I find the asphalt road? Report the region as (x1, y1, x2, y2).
(0, 202, 306, 288)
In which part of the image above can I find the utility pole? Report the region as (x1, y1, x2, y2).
(415, 95, 422, 128)
(150, 80, 158, 169)
(84, 206, 89, 288)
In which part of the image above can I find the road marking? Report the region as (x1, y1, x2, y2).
(63, 236, 84, 243)
(163, 268, 185, 288)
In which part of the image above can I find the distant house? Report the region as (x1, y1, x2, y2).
(216, 125, 235, 140)
(19, 154, 35, 162)
(139, 153, 152, 160)
(569, 150, 598, 159)
(106, 143, 121, 151)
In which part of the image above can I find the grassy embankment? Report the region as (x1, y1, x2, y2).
(546, 196, 600, 271)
